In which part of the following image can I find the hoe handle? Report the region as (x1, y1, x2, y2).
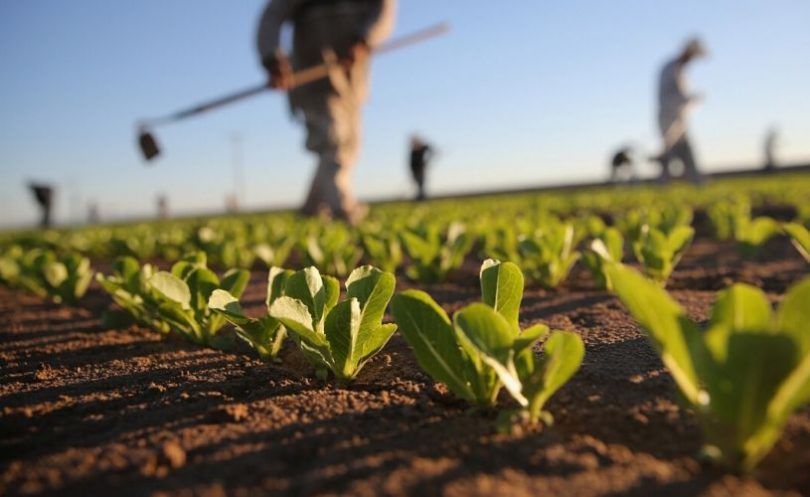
(140, 22, 449, 128)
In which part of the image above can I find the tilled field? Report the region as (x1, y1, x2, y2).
(1, 237, 809, 497)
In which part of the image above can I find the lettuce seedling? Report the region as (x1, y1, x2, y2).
(149, 252, 250, 347)
(400, 222, 473, 283)
(11, 249, 92, 305)
(481, 225, 520, 263)
(734, 216, 780, 257)
(783, 222, 810, 262)
(707, 200, 780, 256)
(582, 227, 624, 290)
(392, 260, 584, 423)
(607, 263, 810, 471)
(97, 256, 173, 332)
(517, 223, 580, 289)
(631, 224, 693, 285)
(360, 232, 403, 274)
(0, 246, 23, 285)
(268, 265, 397, 382)
(707, 198, 750, 241)
(618, 205, 693, 241)
(208, 267, 293, 360)
(302, 225, 364, 278)
(99, 252, 250, 347)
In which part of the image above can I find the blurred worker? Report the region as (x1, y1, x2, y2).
(764, 127, 779, 171)
(257, 0, 397, 224)
(655, 38, 707, 185)
(28, 183, 54, 228)
(157, 194, 169, 219)
(87, 203, 100, 224)
(409, 134, 435, 200)
(609, 146, 636, 184)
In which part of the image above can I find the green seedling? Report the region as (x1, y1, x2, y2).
(783, 222, 810, 262)
(707, 198, 750, 241)
(582, 227, 624, 290)
(268, 265, 397, 382)
(517, 223, 580, 289)
(400, 222, 473, 283)
(8, 248, 93, 305)
(97, 256, 172, 332)
(208, 267, 293, 360)
(100, 252, 249, 348)
(360, 232, 403, 274)
(482, 225, 520, 263)
(607, 263, 810, 471)
(392, 260, 584, 425)
(734, 216, 781, 257)
(302, 225, 364, 278)
(618, 205, 693, 241)
(631, 224, 693, 285)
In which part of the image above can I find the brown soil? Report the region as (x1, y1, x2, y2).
(1, 237, 809, 497)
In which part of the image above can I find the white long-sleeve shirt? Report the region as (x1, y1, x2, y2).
(657, 57, 699, 141)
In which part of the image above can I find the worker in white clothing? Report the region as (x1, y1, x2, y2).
(655, 38, 707, 185)
(257, 0, 397, 224)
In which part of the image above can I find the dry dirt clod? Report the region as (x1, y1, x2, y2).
(141, 442, 186, 477)
(161, 442, 186, 468)
(147, 382, 167, 394)
(213, 403, 250, 423)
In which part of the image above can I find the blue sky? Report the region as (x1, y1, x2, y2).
(1, 1, 809, 227)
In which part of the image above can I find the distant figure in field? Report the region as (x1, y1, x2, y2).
(87, 203, 100, 224)
(157, 194, 169, 219)
(764, 127, 779, 171)
(28, 183, 54, 228)
(257, 0, 397, 224)
(609, 146, 636, 183)
(409, 135, 435, 200)
(654, 38, 707, 185)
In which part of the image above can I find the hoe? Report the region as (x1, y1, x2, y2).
(137, 22, 448, 162)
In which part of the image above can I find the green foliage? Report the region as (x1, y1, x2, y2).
(267, 265, 397, 381)
(97, 256, 171, 333)
(582, 227, 624, 290)
(400, 222, 473, 282)
(208, 267, 293, 360)
(254, 239, 294, 268)
(481, 225, 520, 262)
(735, 216, 780, 257)
(360, 232, 403, 274)
(707, 198, 750, 241)
(631, 224, 694, 284)
(193, 225, 257, 269)
(607, 263, 810, 471)
(392, 260, 584, 424)
(517, 223, 581, 289)
(783, 222, 810, 262)
(707, 199, 780, 256)
(1, 247, 92, 304)
(302, 224, 364, 278)
(617, 205, 693, 241)
(98, 252, 249, 347)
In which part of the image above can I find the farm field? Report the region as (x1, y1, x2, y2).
(2, 174, 810, 496)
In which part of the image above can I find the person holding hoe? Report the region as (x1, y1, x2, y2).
(257, 0, 397, 224)
(654, 37, 707, 185)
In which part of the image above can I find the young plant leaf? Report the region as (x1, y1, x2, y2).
(391, 290, 477, 402)
(605, 263, 702, 404)
(480, 259, 524, 333)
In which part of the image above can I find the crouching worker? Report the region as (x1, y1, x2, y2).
(257, 0, 397, 224)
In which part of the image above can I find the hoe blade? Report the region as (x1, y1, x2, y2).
(138, 130, 161, 161)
